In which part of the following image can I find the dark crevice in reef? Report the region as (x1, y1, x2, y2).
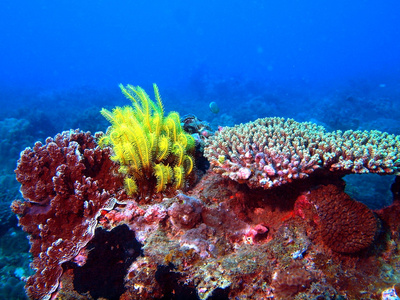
(72, 224, 143, 300)
(155, 263, 230, 300)
(207, 287, 230, 300)
(156, 263, 199, 300)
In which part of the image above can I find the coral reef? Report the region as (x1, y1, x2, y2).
(11, 130, 123, 300)
(204, 117, 400, 189)
(11, 109, 400, 299)
(53, 172, 400, 299)
(100, 84, 195, 197)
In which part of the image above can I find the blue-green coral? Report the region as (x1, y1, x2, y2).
(99, 84, 195, 196)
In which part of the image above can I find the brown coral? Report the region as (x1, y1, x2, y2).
(308, 184, 378, 253)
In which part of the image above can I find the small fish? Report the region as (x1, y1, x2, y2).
(209, 101, 219, 114)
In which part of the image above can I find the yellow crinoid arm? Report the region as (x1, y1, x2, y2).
(153, 83, 164, 116)
(178, 132, 195, 151)
(111, 143, 128, 165)
(100, 108, 117, 125)
(183, 154, 194, 175)
(122, 122, 151, 171)
(124, 176, 138, 195)
(156, 135, 171, 162)
(154, 163, 172, 192)
(97, 134, 110, 148)
(164, 112, 182, 142)
(119, 84, 143, 115)
(150, 107, 163, 138)
(173, 165, 185, 190)
(172, 142, 184, 167)
(122, 141, 142, 173)
(150, 84, 164, 138)
(130, 85, 152, 132)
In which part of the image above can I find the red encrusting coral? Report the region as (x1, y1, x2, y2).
(11, 130, 123, 300)
(307, 184, 378, 253)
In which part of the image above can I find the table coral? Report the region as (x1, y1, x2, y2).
(11, 130, 122, 300)
(204, 117, 400, 189)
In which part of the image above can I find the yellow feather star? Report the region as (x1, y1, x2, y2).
(99, 84, 195, 196)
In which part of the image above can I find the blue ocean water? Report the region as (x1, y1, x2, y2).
(0, 1, 399, 131)
(0, 1, 400, 298)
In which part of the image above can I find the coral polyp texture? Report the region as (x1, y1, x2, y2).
(204, 117, 400, 189)
(99, 84, 195, 197)
(11, 130, 122, 300)
(308, 184, 378, 253)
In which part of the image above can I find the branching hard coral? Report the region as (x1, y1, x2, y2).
(204, 117, 400, 189)
(100, 84, 195, 197)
